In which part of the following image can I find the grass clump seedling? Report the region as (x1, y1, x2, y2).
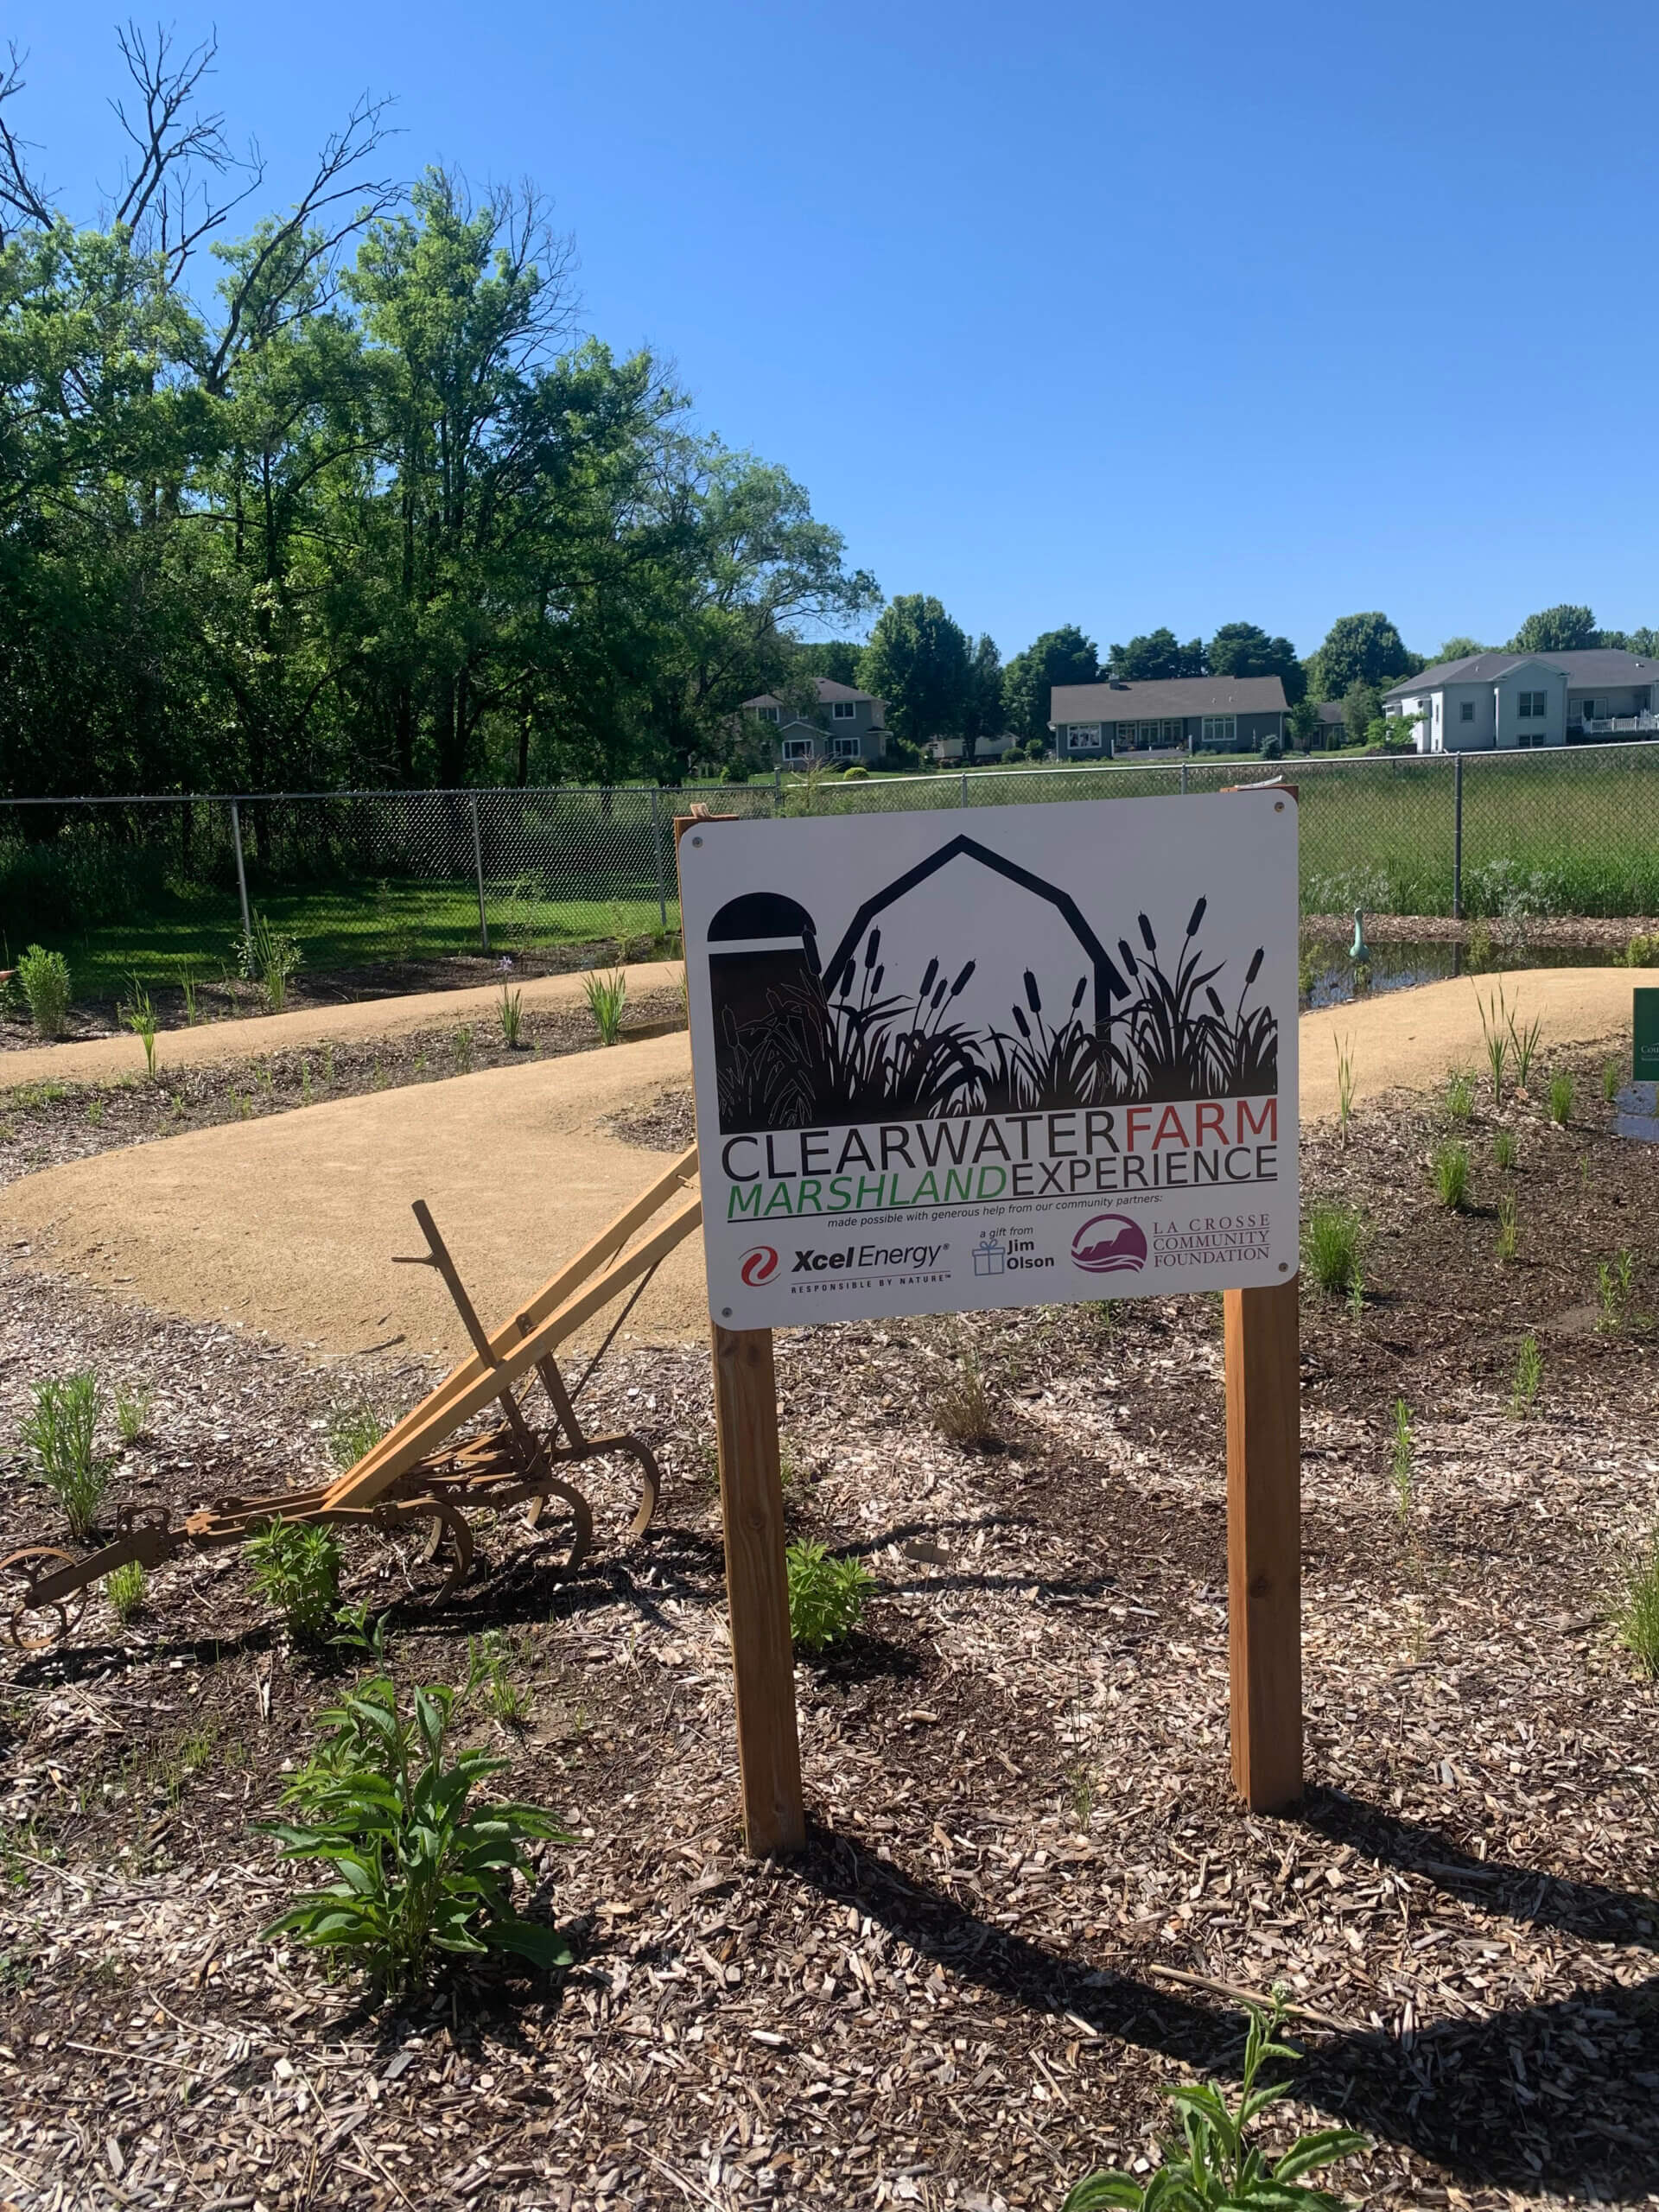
(499, 984, 524, 1049)
(450, 1025, 474, 1074)
(1614, 1528, 1659, 1677)
(106, 1560, 147, 1622)
(582, 968, 629, 1046)
(464, 1629, 532, 1726)
(1334, 1034, 1355, 1132)
(1444, 1070, 1473, 1122)
(21, 1373, 113, 1540)
(1511, 1332, 1542, 1417)
(1492, 1127, 1518, 1171)
(786, 1540, 874, 1655)
(1062, 1993, 1367, 2211)
(327, 1401, 385, 1471)
(246, 1516, 342, 1642)
(931, 1339, 999, 1448)
(260, 1675, 572, 1996)
(113, 1382, 154, 1445)
(16, 944, 70, 1040)
(1602, 1058, 1622, 1104)
(1495, 1192, 1518, 1262)
(85, 1097, 104, 1127)
(1507, 1002, 1542, 1092)
(1475, 982, 1509, 1103)
(1548, 1071, 1574, 1126)
(1430, 1139, 1470, 1211)
(1389, 1398, 1414, 1528)
(121, 979, 158, 1078)
(1302, 1200, 1363, 1299)
(1596, 1247, 1637, 1332)
(238, 912, 301, 1013)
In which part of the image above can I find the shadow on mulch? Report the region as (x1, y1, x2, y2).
(794, 1816, 1659, 2202)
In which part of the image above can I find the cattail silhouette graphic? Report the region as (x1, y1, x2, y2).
(1118, 938, 1140, 977)
(1186, 898, 1207, 938)
(1071, 976, 1088, 1012)
(1023, 970, 1042, 1014)
(1139, 913, 1157, 953)
(951, 961, 975, 995)
(864, 929, 881, 971)
(1245, 947, 1264, 985)
(1013, 1006, 1032, 1039)
(919, 957, 939, 999)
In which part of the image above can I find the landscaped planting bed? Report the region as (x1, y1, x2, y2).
(0, 1042, 1656, 2209)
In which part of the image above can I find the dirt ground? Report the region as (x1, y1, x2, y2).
(0, 986, 1656, 2211)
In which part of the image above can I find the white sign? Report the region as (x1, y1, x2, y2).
(680, 792, 1299, 1330)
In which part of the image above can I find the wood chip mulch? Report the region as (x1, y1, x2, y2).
(2, 1043, 1657, 2209)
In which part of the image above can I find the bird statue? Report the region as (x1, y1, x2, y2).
(1349, 907, 1370, 963)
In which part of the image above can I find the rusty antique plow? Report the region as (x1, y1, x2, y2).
(3, 1147, 702, 1650)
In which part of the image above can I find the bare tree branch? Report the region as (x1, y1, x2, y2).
(0, 43, 57, 242)
(106, 21, 268, 280)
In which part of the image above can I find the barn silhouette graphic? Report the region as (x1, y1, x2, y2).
(705, 833, 1276, 1135)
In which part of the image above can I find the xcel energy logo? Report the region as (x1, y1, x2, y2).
(739, 1245, 779, 1286)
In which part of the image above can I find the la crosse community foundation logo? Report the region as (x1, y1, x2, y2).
(740, 1246, 780, 1286)
(1071, 1214, 1148, 1274)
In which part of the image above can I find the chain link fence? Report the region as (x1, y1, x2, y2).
(4, 742, 1659, 997)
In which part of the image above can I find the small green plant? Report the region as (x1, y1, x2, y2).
(21, 1373, 113, 1540)
(86, 1097, 105, 1127)
(260, 1676, 572, 1995)
(499, 985, 524, 1049)
(1507, 1003, 1542, 1092)
(451, 1025, 474, 1074)
(16, 944, 70, 1040)
(1614, 1528, 1659, 1677)
(1602, 1057, 1622, 1104)
(1430, 1139, 1470, 1210)
(582, 968, 629, 1046)
(1389, 1398, 1414, 1527)
(113, 1382, 154, 1445)
(1444, 1070, 1473, 1122)
(1495, 1192, 1518, 1262)
(106, 1560, 147, 1623)
(327, 1401, 386, 1471)
(1465, 916, 1494, 969)
(1301, 1201, 1363, 1299)
(931, 1341, 999, 1447)
(1596, 1246, 1637, 1332)
(1345, 1263, 1365, 1320)
(180, 969, 200, 1026)
(246, 1516, 342, 1641)
(1492, 1127, 1519, 1171)
(1619, 931, 1658, 968)
(321, 1041, 335, 1087)
(168, 1090, 185, 1122)
(785, 1540, 874, 1654)
(329, 1598, 390, 1661)
(238, 912, 302, 1013)
(1548, 1071, 1574, 1126)
(232, 1086, 252, 1119)
(1511, 1332, 1542, 1416)
(464, 1629, 531, 1726)
(1475, 982, 1509, 1103)
(121, 980, 159, 1078)
(1333, 1034, 1355, 1132)
(1061, 1995, 1367, 2211)
(300, 1058, 313, 1106)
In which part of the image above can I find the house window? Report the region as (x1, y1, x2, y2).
(831, 700, 857, 720)
(782, 738, 813, 763)
(1578, 697, 1598, 721)
(1067, 723, 1102, 751)
(1459, 702, 1475, 723)
(1160, 720, 1183, 746)
(1201, 715, 1236, 747)
(1517, 690, 1547, 719)
(833, 734, 861, 759)
(756, 704, 779, 723)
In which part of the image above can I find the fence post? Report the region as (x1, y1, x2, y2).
(1180, 761, 1189, 796)
(650, 788, 669, 932)
(1452, 753, 1464, 920)
(960, 769, 969, 809)
(469, 791, 490, 955)
(227, 798, 251, 942)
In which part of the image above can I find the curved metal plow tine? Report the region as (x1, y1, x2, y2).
(523, 1475, 594, 1580)
(1, 1547, 90, 1652)
(620, 1436, 661, 1541)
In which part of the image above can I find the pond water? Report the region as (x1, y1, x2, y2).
(1300, 936, 1639, 1008)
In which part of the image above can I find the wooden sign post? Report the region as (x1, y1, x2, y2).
(1224, 1279, 1302, 1809)
(677, 813, 805, 1855)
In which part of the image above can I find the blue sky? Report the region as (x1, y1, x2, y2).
(10, 0, 1658, 659)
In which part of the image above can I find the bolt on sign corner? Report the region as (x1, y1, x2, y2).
(680, 793, 1300, 1329)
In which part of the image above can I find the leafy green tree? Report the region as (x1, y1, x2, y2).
(1286, 697, 1320, 749)
(792, 641, 866, 686)
(1107, 626, 1205, 680)
(860, 594, 972, 749)
(1308, 613, 1418, 701)
(1436, 636, 1488, 662)
(1001, 624, 1098, 744)
(1206, 620, 1306, 704)
(959, 633, 1004, 762)
(1625, 626, 1659, 658)
(1344, 683, 1382, 747)
(1508, 604, 1599, 654)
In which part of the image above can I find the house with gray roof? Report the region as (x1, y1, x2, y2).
(741, 677, 887, 766)
(1383, 649, 1659, 752)
(1048, 675, 1287, 759)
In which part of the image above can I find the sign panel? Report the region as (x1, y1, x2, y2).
(1635, 988, 1659, 1084)
(680, 792, 1300, 1330)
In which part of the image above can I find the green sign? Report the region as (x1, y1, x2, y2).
(1635, 988, 1659, 1083)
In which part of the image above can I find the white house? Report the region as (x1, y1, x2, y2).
(1384, 649, 1659, 753)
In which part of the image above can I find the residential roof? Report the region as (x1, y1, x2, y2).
(742, 677, 878, 709)
(1050, 676, 1288, 723)
(1384, 648, 1659, 700)
(1316, 701, 1347, 723)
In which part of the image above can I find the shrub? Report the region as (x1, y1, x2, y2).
(1302, 1201, 1363, 1298)
(1495, 1192, 1518, 1262)
(327, 1401, 385, 1471)
(238, 912, 301, 1013)
(1062, 1995, 1367, 2210)
(931, 1344, 999, 1447)
(1615, 1529, 1659, 1676)
(113, 1382, 154, 1445)
(246, 1516, 341, 1640)
(1511, 1333, 1542, 1416)
(1444, 1071, 1473, 1122)
(260, 1676, 572, 1996)
(106, 1560, 147, 1622)
(1492, 1127, 1519, 1171)
(21, 1373, 113, 1539)
(786, 1541, 874, 1654)
(1548, 1071, 1574, 1126)
(16, 945, 70, 1040)
(582, 968, 628, 1046)
(842, 764, 869, 779)
(499, 985, 524, 1049)
(1430, 1140, 1469, 1210)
